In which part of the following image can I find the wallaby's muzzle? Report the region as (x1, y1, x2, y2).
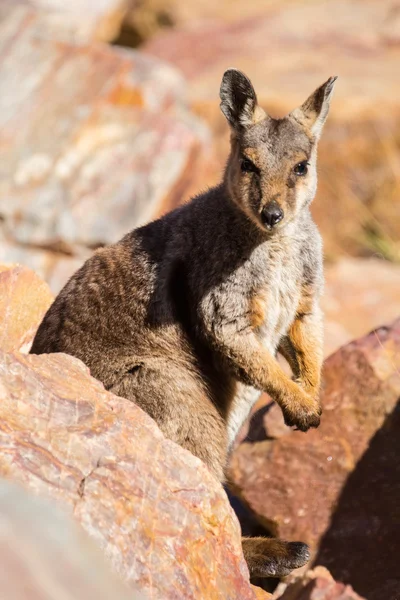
(261, 201, 284, 228)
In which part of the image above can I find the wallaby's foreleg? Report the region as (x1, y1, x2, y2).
(204, 319, 320, 431)
(242, 537, 310, 578)
(279, 304, 323, 399)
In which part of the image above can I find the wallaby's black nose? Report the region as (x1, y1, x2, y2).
(261, 202, 284, 228)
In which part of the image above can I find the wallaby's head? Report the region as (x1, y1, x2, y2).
(220, 69, 337, 233)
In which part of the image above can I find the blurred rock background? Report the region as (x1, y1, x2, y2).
(0, 1, 399, 598)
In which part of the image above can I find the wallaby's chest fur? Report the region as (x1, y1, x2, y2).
(223, 235, 305, 446)
(247, 238, 302, 351)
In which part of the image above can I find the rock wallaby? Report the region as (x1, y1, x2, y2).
(31, 69, 337, 579)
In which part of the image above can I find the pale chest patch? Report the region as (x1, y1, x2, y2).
(226, 244, 302, 450)
(251, 243, 301, 353)
(226, 382, 261, 452)
(257, 271, 300, 352)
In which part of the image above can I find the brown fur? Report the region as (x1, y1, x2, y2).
(30, 69, 336, 580)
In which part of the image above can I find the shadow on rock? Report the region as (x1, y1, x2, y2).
(314, 399, 400, 600)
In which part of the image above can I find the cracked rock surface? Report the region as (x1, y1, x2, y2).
(0, 479, 146, 599)
(273, 567, 365, 600)
(0, 264, 53, 353)
(0, 2, 209, 263)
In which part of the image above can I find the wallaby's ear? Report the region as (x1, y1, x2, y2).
(220, 69, 265, 130)
(291, 76, 337, 139)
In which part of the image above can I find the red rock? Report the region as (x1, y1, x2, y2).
(323, 258, 400, 356)
(146, 0, 400, 114)
(0, 265, 53, 353)
(0, 347, 259, 599)
(126, 0, 273, 32)
(0, 479, 144, 599)
(252, 585, 272, 599)
(274, 567, 365, 600)
(0, 238, 88, 295)
(0, 2, 209, 253)
(11, 0, 130, 42)
(261, 402, 292, 440)
(230, 319, 400, 600)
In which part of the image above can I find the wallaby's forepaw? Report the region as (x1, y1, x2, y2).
(281, 388, 321, 432)
(242, 537, 310, 578)
(283, 403, 321, 431)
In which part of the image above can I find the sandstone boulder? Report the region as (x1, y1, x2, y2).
(274, 567, 365, 600)
(0, 347, 257, 599)
(0, 238, 88, 295)
(0, 2, 209, 254)
(145, 0, 400, 259)
(7, 0, 131, 43)
(0, 479, 145, 599)
(230, 319, 400, 600)
(0, 264, 53, 353)
(252, 588, 272, 600)
(323, 257, 400, 356)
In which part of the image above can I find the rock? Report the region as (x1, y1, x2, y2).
(0, 345, 257, 599)
(0, 2, 209, 253)
(10, 0, 131, 43)
(0, 479, 145, 599)
(126, 0, 274, 33)
(252, 585, 272, 600)
(260, 403, 292, 441)
(315, 392, 400, 599)
(0, 238, 87, 295)
(120, 0, 275, 47)
(273, 567, 365, 600)
(323, 257, 400, 356)
(235, 400, 292, 446)
(229, 319, 400, 600)
(0, 265, 53, 353)
(146, 0, 400, 113)
(145, 0, 400, 259)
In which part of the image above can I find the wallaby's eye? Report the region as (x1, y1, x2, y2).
(294, 161, 309, 176)
(241, 158, 257, 173)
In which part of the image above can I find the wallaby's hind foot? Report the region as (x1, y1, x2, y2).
(242, 537, 310, 578)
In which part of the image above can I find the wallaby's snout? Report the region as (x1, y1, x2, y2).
(220, 68, 337, 234)
(261, 200, 284, 229)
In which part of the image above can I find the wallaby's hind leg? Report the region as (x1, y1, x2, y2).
(227, 490, 310, 578)
(242, 537, 310, 578)
(109, 362, 228, 482)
